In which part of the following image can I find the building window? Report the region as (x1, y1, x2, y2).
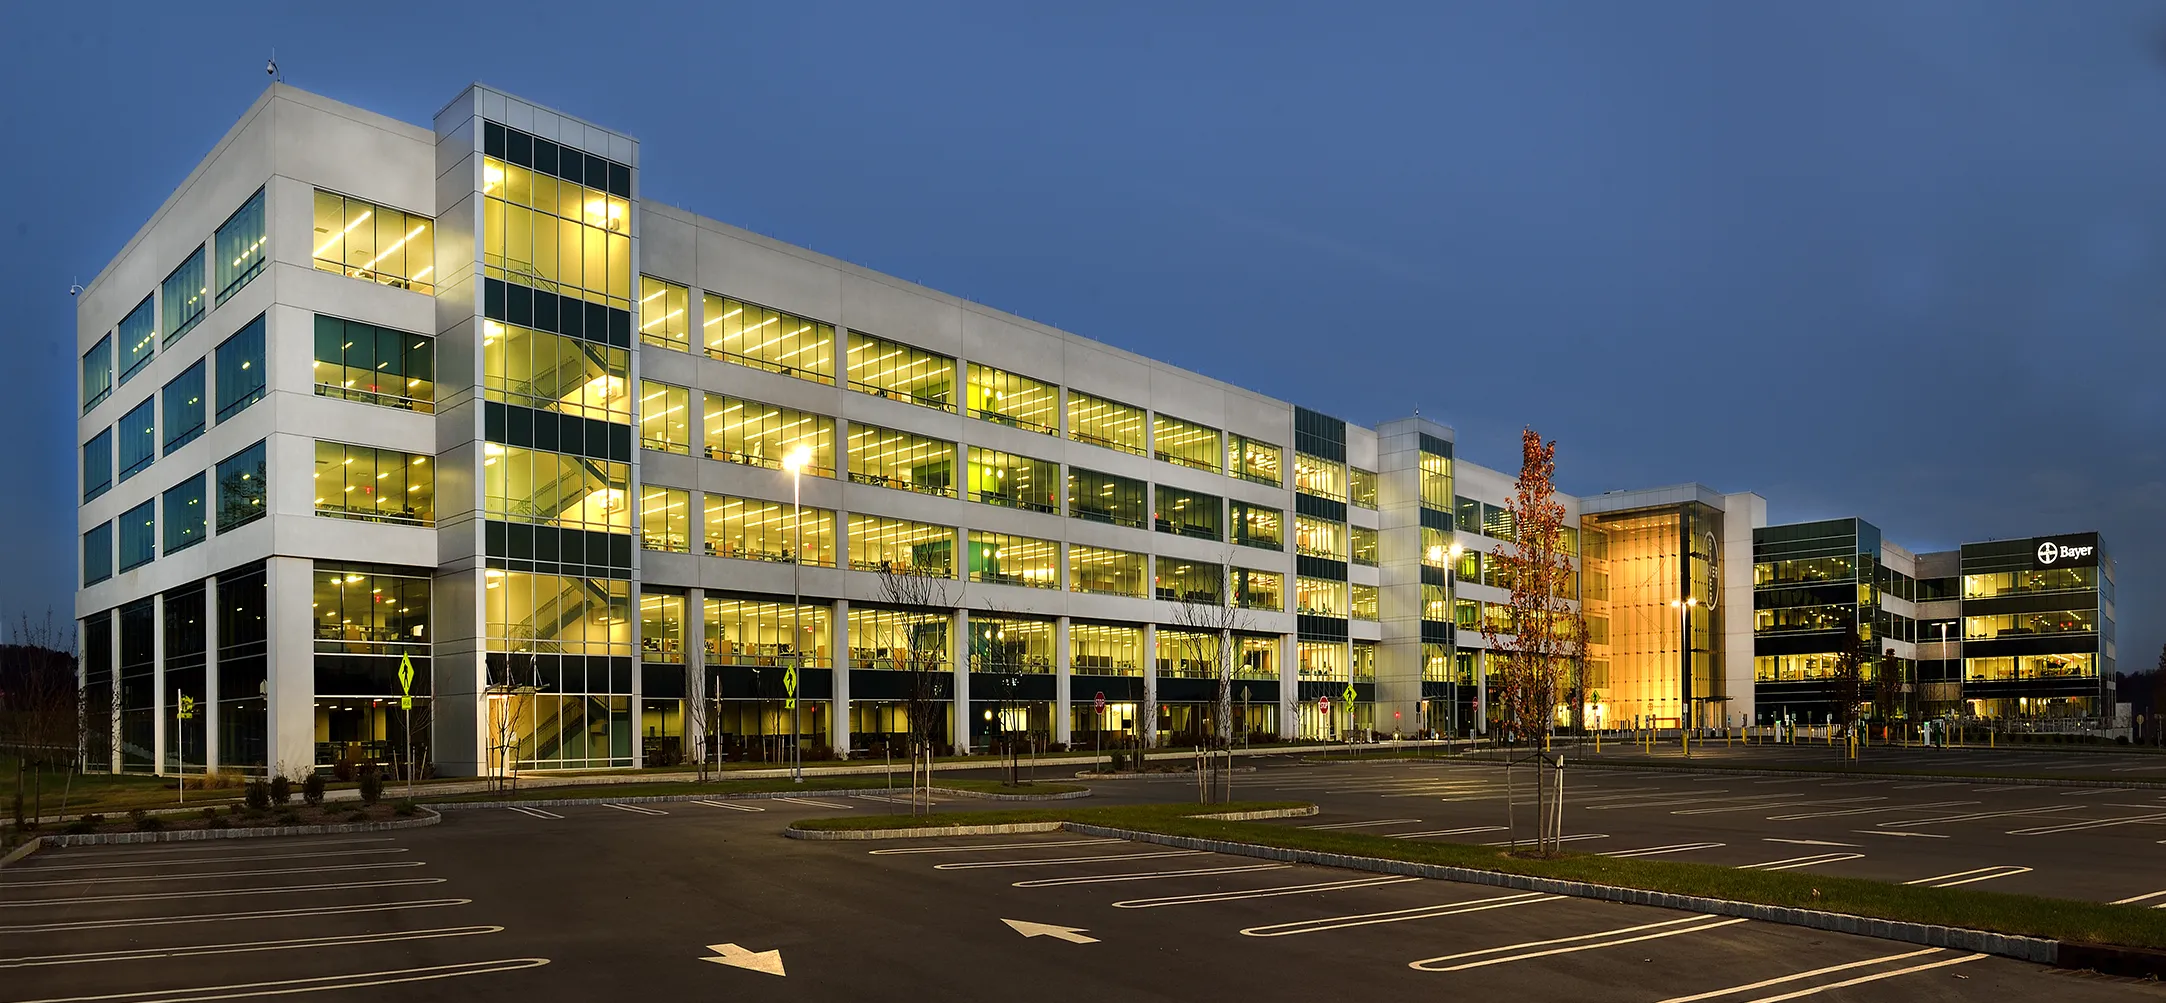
(118, 294, 156, 386)
(1482, 503, 1516, 542)
(1153, 415, 1220, 473)
(1423, 583, 1449, 620)
(1156, 559, 1224, 603)
(118, 397, 156, 482)
(482, 444, 623, 531)
(1421, 451, 1453, 511)
(640, 593, 686, 663)
(216, 440, 268, 532)
(967, 530, 1059, 589)
(703, 293, 835, 384)
(163, 473, 207, 554)
(1228, 435, 1283, 487)
(482, 319, 629, 422)
(968, 447, 1060, 514)
(1293, 452, 1345, 501)
(162, 248, 207, 344)
(1068, 468, 1145, 528)
(638, 381, 691, 454)
(311, 190, 434, 293)
(1230, 501, 1283, 550)
(704, 395, 835, 476)
(848, 424, 956, 497)
(639, 486, 691, 553)
(701, 597, 832, 667)
(639, 276, 690, 351)
(1154, 486, 1222, 541)
(965, 363, 1058, 434)
(1963, 609, 2097, 639)
(847, 331, 954, 411)
(215, 188, 267, 304)
(83, 335, 113, 413)
(1455, 496, 1480, 534)
(1352, 583, 1379, 621)
(848, 515, 955, 575)
(1296, 577, 1346, 616)
(968, 616, 1054, 673)
(215, 314, 266, 422)
(1350, 525, 1378, 566)
(83, 522, 113, 586)
(1069, 545, 1146, 597)
(119, 499, 156, 571)
(1157, 630, 1220, 678)
(315, 316, 435, 413)
(1070, 623, 1142, 676)
(847, 607, 949, 671)
(161, 361, 207, 454)
(1962, 567, 2096, 598)
(486, 571, 632, 657)
(1352, 641, 1377, 682)
(1233, 568, 1283, 611)
(317, 442, 435, 526)
(1350, 468, 1377, 509)
(703, 493, 836, 566)
(1294, 515, 1346, 560)
(481, 155, 632, 308)
(83, 428, 113, 502)
(1068, 391, 1145, 455)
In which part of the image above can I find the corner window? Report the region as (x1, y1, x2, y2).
(639, 276, 690, 351)
(215, 188, 267, 304)
(118, 397, 157, 481)
(215, 440, 268, 533)
(118, 294, 156, 385)
(215, 314, 267, 422)
(82, 335, 113, 413)
(315, 315, 435, 412)
(312, 190, 435, 293)
(83, 522, 113, 586)
(162, 248, 207, 344)
(162, 360, 206, 454)
(119, 499, 156, 571)
(83, 428, 113, 502)
(163, 473, 207, 554)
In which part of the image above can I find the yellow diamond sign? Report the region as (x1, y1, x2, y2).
(1341, 683, 1357, 706)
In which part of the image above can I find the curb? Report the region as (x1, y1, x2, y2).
(427, 786, 1090, 811)
(1498, 757, 2166, 791)
(1064, 823, 2063, 967)
(15, 809, 441, 854)
(1, 838, 43, 868)
(781, 805, 1317, 841)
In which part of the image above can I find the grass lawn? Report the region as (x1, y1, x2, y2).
(418, 775, 1085, 804)
(792, 802, 2166, 951)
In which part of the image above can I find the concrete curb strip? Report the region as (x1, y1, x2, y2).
(430, 786, 1090, 810)
(3, 809, 441, 863)
(1063, 823, 2063, 967)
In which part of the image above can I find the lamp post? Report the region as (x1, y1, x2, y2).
(783, 444, 811, 784)
(1670, 596, 1698, 739)
(1440, 541, 1464, 744)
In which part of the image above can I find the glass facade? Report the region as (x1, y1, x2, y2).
(703, 493, 836, 565)
(1420, 450, 1453, 510)
(315, 316, 435, 412)
(312, 190, 434, 293)
(706, 293, 834, 383)
(1068, 467, 1145, 528)
(214, 188, 266, 304)
(1294, 515, 1346, 560)
(1293, 452, 1344, 500)
(1068, 391, 1144, 454)
(215, 440, 267, 532)
(1228, 434, 1283, 486)
(480, 152, 632, 308)
(1232, 567, 1283, 611)
(214, 315, 266, 422)
(1350, 525, 1378, 566)
(849, 424, 955, 496)
(848, 515, 955, 575)
(163, 473, 206, 554)
(1153, 415, 1220, 472)
(848, 331, 953, 410)
(161, 362, 206, 454)
(639, 486, 691, 553)
(483, 319, 629, 421)
(705, 395, 834, 476)
(1352, 583, 1379, 621)
(966, 363, 1058, 434)
(1349, 468, 1377, 509)
(119, 294, 157, 385)
(162, 248, 207, 344)
(1154, 486, 1221, 541)
(638, 381, 691, 453)
(1156, 558, 1223, 603)
(968, 447, 1059, 514)
(118, 499, 155, 571)
(1230, 501, 1283, 550)
(118, 397, 156, 481)
(317, 442, 435, 526)
(1070, 546, 1145, 597)
(481, 444, 626, 531)
(1296, 576, 1346, 616)
(639, 275, 690, 351)
(967, 531, 1059, 589)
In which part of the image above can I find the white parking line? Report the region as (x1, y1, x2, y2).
(856, 794, 938, 805)
(1820, 780, 1890, 787)
(1766, 801, 1974, 821)
(1387, 826, 1507, 839)
(16, 848, 411, 873)
(5, 861, 427, 888)
(604, 803, 669, 816)
(1299, 818, 1422, 830)
(774, 797, 852, 809)
(1121, 874, 1423, 910)
(1653, 947, 1953, 1003)
(1763, 838, 1859, 847)
(1731, 952, 1986, 1001)
(933, 850, 1205, 870)
(1238, 891, 1558, 934)
(1408, 914, 1749, 971)
(2109, 889, 2166, 906)
(1891, 782, 1967, 790)
(1877, 805, 2076, 827)
(505, 806, 563, 819)
(1012, 863, 1289, 888)
(0, 898, 473, 935)
(871, 839, 1122, 855)
(2009, 811, 2166, 835)
(1740, 853, 1862, 871)
(1601, 842, 1725, 859)
(0, 925, 504, 970)
(2057, 788, 2125, 796)
(691, 800, 765, 812)
(0, 877, 447, 909)
(1482, 833, 1607, 847)
(1588, 794, 1798, 812)
(46, 837, 402, 858)
(1902, 865, 2031, 888)
(1856, 830, 1946, 838)
(1673, 797, 1883, 817)
(6, 958, 553, 1001)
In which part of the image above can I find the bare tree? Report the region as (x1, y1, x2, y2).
(3, 612, 78, 829)
(1828, 626, 1869, 748)
(682, 664, 715, 783)
(1481, 429, 1575, 855)
(1169, 559, 1248, 803)
(877, 562, 955, 815)
(485, 650, 538, 793)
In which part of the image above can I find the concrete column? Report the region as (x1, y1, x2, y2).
(264, 556, 316, 778)
(686, 587, 707, 760)
(1140, 622, 1157, 748)
(1279, 632, 1298, 740)
(204, 574, 220, 772)
(832, 598, 851, 756)
(1475, 648, 1488, 736)
(951, 607, 971, 754)
(152, 593, 167, 775)
(1054, 616, 1072, 745)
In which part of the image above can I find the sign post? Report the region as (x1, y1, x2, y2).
(1318, 694, 1332, 744)
(1094, 691, 1105, 769)
(175, 691, 196, 804)
(396, 654, 416, 798)
(1341, 682, 1357, 747)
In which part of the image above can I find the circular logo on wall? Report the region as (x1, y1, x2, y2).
(2036, 541, 2058, 565)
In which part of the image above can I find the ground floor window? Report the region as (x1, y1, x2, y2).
(491, 692, 633, 771)
(314, 697, 432, 775)
(848, 700, 951, 757)
(708, 699, 831, 762)
(1157, 702, 1277, 746)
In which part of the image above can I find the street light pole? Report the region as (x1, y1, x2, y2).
(784, 445, 810, 784)
(1670, 596, 1698, 745)
(1446, 542, 1464, 747)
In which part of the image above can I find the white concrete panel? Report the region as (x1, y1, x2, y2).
(640, 212, 698, 284)
(691, 219, 843, 321)
(840, 273, 963, 354)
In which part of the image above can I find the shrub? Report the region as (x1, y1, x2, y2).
(65, 813, 103, 835)
(332, 756, 357, 783)
(208, 816, 229, 830)
(244, 780, 271, 811)
(200, 807, 219, 821)
(269, 775, 293, 806)
(359, 768, 384, 806)
(132, 810, 163, 832)
(275, 807, 301, 826)
(394, 800, 417, 817)
(303, 772, 326, 807)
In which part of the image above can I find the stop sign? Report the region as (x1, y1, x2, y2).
(1318, 696, 1332, 715)
(1093, 691, 1105, 713)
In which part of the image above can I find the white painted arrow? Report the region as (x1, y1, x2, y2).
(702, 942, 786, 976)
(1003, 919, 1099, 944)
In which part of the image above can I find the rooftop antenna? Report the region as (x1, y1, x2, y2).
(267, 51, 280, 82)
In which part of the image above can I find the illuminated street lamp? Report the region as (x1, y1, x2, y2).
(783, 444, 812, 783)
(1442, 541, 1464, 742)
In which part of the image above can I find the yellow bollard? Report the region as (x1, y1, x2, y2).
(1990, 730, 1995, 749)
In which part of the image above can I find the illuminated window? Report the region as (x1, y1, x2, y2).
(849, 424, 956, 497)
(161, 248, 206, 344)
(214, 188, 266, 304)
(1157, 630, 1220, 678)
(1961, 567, 2097, 598)
(704, 293, 835, 384)
(1295, 577, 1346, 616)
(1963, 653, 2095, 681)
(485, 572, 631, 656)
(848, 331, 954, 411)
(1155, 559, 1224, 603)
(482, 444, 626, 532)
(1293, 452, 1344, 501)
(1069, 545, 1145, 597)
(316, 442, 435, 526)
(1233, 568, 1283, 611)
(214, 315, 266, 422)
(968, 447, 1060, 514)
(119, 499, 156, 571)
(311, 190, 434, 293)
(162, 473, 206, 555)
(161, 361, 206, 455)
(480, 148, 632, 308)
(118, 397, 156, 482)
(1963, 609, 2097, 639)
(1423, 583, 1449, 620)
(1350, 526, 1378, 566)
(1230, 501, 1282, 550)
(967, 531, 1059, 589)
(969, 616, 1053, 672)
(215, 440, 267, 532)
(1068, 468, 1145, 528)
(482, 318, 630, 423)
(1236, 635, 1279, 680)
(1070, 624, 1142, 676)
(118, 294, 155, 385)
(848, 514, 955, 575)
(82, 335, 112, 413)
(1297, 641, 1346, 681)
(1154, 486, 1221, 541)
(966, 363, 1059, 434)
(1294, 516, 1345, 560)
(638, 276, 690, 351)
(638, 381, 691, 454)
(705, 395, 835, 476)
(1352, 584, 1379, 621)
(1352, 642, 1377, 682)
(315, 316, 434, 413)
(1482, 504, 1516, 542)
(847, 608, 948, 671)
(639, 486, 691, 553)
(640, 593, 685, 663)
(703, 493, 836, 566)
(1153, 415, 1220, 472)
(1068, 391, 1145, 455)
(704, 599, 830, 667)
(1227, 435, 1282, 487)
(1349, 468, 1377, 509)
(1420, 451, 1452, 510)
